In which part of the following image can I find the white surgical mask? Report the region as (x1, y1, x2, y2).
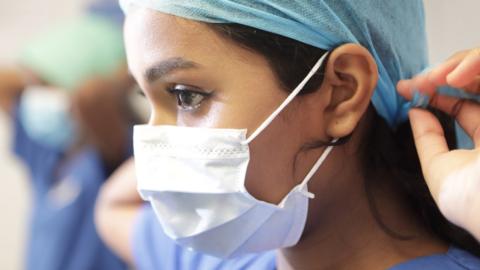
(134, 52, 334, 258)
(19, 86, 76, 150)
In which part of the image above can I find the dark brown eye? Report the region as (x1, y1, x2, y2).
(167, 85, 210, 111)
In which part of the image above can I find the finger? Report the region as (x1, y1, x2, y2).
(398, 51, 469, 91)
(397, 74, 437, 99)
(414, 74, 438, 95)
(397, 79, 415, 96)
(474, 126, 480, 148)
(409, 109, 450, 182)
(447, 49, 480, 88)
(460, 76, 480, 94)
(397, 80, 414, 100)
(428, 50, 470, 86)
(429, 94, 480, 141)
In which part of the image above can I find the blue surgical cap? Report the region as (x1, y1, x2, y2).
(88, 0, 126, 26)
(120, 0, 428, 128)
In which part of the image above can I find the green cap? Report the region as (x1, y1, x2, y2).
(19, 14, 125, 91)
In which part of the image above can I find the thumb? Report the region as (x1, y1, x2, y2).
(409, 108, 450, 196)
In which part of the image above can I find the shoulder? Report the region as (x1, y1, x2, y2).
(389, 247, 480, 270)
(447, 248, 480, 270)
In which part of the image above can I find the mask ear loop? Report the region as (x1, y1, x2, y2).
(242, 51, 330, 145)
(297, 138, 338, 199)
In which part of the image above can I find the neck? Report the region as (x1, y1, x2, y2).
(277, 147, 447, 270)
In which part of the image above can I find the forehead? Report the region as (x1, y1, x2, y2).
(123, 8, 277, 94)
(125, 8, 210, 47)
(124, 9, 221, 74)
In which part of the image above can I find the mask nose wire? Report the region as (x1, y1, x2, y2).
(241, 51, 330, 146)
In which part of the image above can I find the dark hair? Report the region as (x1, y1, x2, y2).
(209, 23, 480, 256)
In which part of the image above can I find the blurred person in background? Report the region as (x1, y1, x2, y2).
(0, 1, 148, 269)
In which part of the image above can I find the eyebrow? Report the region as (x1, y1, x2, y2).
(144, 57, 200, 83)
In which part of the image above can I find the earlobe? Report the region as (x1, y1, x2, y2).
(323, 44, 378, 139)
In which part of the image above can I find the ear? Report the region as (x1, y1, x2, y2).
(322, 44, 378, 139)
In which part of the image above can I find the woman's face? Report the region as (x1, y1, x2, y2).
(124, 9, 332, 204)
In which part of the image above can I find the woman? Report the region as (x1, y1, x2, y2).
(96, 1, 480, 269)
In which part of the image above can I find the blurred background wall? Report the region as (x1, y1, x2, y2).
(0, 0, 478, 269)
(424, 1, 480, 64)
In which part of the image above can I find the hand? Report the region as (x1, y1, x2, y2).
(0, 67, 26, 113)
(71, 70, 134, 169)
(397, 48, 480, 241)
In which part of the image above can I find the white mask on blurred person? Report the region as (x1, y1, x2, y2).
(19, 86, 76, 151)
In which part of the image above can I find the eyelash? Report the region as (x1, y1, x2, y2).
(166, 85, 211, 111)
(137, 89, 146, 97)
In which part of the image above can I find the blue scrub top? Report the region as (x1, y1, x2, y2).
(13, 106, 127, 270)
(133, 205, 480, 270)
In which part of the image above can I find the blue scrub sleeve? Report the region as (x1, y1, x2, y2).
(389, 247, 480, 270)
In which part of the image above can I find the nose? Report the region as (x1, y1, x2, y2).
(149, 105, 177, 126)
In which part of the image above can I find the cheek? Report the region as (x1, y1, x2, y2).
(244, 115, 304, 204)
